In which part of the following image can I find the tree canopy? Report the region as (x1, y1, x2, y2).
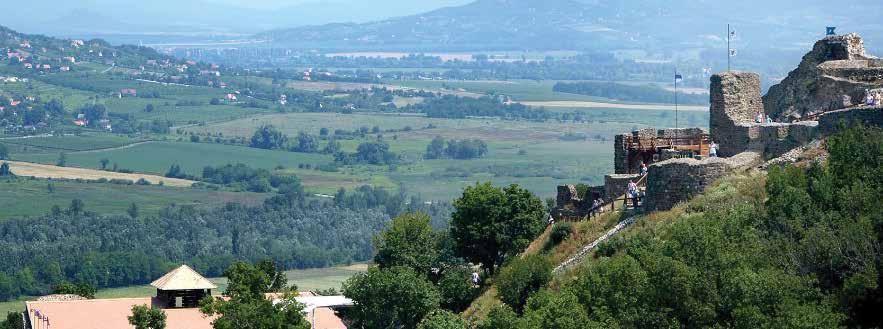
(450, 182, 546, 273)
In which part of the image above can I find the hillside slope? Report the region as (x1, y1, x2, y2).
(262, 0, 883, 52)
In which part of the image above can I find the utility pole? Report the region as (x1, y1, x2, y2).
(675, 68, 679, 131)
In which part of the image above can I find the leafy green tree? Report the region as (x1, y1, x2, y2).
(0, 163, 11, 177)
(292, 132, 319, 153)
(128, 304, 166, 329)
(2, 312, 24, 329)
(476, 304, 520, 329)
(424, 136, 446, 159)
(495, 254, 552, 312)
(200, 261, 309, 329)
(373, 212, 439, 275)
(520, 291, 591, 329)
(57, 152, 67, 167)
(255, 259, 290, 293)
(416, 310, 468, 329)
(0, 273, 19, 301)
(144, 104, 155, 113)
(435, 265, 478, 312)
(52, 281, 96, 299)
(450, 182, 546, 273)
(128, 203, 139, 219)
(343, 267, 440, 329)
(100, 158, 110, 170)
(322, 138, 341, 154)
(249, 125, 288, 150)
(68, 199, 84, 215)
(0, 144, 8, 160)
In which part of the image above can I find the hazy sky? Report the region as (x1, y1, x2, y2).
(202, 0, 471, 10)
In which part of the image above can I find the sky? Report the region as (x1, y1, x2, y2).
(1, 0, 475, 38)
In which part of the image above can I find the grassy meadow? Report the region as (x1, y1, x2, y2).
(0, 177, 266, 220)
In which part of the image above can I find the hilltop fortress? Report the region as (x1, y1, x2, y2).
(554, 33, 883, 218)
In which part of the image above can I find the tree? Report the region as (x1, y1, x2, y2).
(249, 125, 288, 150)
(128, 305, 166, 329)
(520, 291, 591, 329)
(0, 163, 11, 177)
(128, 203, 139, 219)
(495, 254, 552, 313)
(165, 164, 184, 178)
(292, 132, 318, 153)
(53, 282, 96, 299)
(200, 261, 309, 329)
(319, 127, 329, 136)
(68, 199, 84, 215)
(450, 183, 546, 273)
(416, 310, 468, 329)
(424, 136, 446, 159)
(343, 267, 440, 329)
(100, 158, 110, 170)
(373, 212, 439, 276)
(476, 304, 520, 329)
(3, 311, 24, 329)
(0, 144, 8, 160)
(322, 138, 341, 154)
(144, 104, 155, 113)
(255, 259, 290, 293)
(57, 153, 67, 167)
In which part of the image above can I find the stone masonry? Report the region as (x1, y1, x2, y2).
(709, 71, 764, 157)
(644, 152, 761, 211)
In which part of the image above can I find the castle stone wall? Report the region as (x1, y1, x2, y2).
(605, 174, 640, 200)
(819, 107, 883, 135)
(644, 152, 761, 211)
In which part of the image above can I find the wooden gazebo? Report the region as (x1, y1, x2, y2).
(150, 265, 217, 309)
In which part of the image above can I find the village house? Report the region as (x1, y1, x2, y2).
(60, 66, 70, 72)
(23, 265, 351, 329)
(224, 93, 237, 102)
(23, 63, 32, 69)
(70, 40, 84, 47)
(120, 88, 137, 97)
(62, 56, 75, 63)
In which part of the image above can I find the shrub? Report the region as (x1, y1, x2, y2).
(496, 254, 552, 312)
(416, 310, 467, 329)
(545, 222, 573, 250)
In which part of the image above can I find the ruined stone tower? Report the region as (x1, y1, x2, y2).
(709, 71, 764, 157)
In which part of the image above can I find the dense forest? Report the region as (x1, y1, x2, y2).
(0, 179, 451, 301)
(403, 95, 554, 121)
(553, 81, 709, 105)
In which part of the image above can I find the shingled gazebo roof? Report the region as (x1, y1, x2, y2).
(150, 265, 217, 290)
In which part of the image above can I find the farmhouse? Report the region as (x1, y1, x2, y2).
(120, 88, 137, 97)
(23, 265, 352, 329)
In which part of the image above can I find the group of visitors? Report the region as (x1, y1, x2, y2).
(865, 89, 882, 106)
(627, 179, 643, 208)
(755, 111, 774, 123)
(590, 197, 607, 217)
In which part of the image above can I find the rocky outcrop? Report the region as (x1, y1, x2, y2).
(764, 33, 883, 120)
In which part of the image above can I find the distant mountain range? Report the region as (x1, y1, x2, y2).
(260, 0, 883, 54)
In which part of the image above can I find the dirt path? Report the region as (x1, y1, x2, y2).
(3, 160, 195, 187)
(553, 215, 639, 274)
(519, 101, 709, 112)
(68, 141, 155, 154)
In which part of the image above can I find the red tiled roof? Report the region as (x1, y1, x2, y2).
(26, 297, 216, 329)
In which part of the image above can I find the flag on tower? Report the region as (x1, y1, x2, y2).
(675, 74, 683, 83)
(729, 49, 738, 57)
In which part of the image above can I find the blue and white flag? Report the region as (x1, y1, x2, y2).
(675, 74, 683, 83)
(729, 49, 738, 57)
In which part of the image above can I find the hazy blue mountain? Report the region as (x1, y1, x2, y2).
(0, 0, 471, 40)
(259, 0, 883, 53)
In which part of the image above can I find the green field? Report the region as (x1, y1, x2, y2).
(0, 263, 369, 316)
(180, 112, 628, 199)
(0, 177, 267, 219)
(13, 141, 334, 176)
(1, 134, 141, 152)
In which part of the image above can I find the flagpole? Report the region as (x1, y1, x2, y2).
(674, 68, 679, 131)
(727, 24, 731, 72)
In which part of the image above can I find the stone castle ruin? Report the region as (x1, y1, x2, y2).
(553, 32, 883, 218)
